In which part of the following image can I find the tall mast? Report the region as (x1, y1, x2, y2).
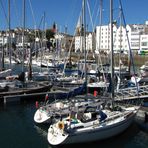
(8, 0, 11, 69)
(110, 0, 114, 107)
(83, 0, 87, 93)
(119, 6, 122, 81)
(22, 0, 25, 73)
(119, 0, 131, 76)
(98, 0, 102, 52)
(1, 33, 5, 70)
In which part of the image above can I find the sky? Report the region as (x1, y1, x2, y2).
(0, 0, 148, 35)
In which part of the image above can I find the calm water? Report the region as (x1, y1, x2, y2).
(1, 64, 147, 148)
(0, 101, 148, 148)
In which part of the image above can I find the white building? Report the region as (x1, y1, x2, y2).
(0, 31, 16, 46)
(86, 33, 93, 52)
(113, 25, 129, 52)
(0, 36, 8, 46)
(126, 24, 144, 51)
(139, 34, 148, 54)
(75, 32, 93, 52)
(95, 23, 148, 53)
(75, 36, 83, 52)
(96, 24, 119, 53)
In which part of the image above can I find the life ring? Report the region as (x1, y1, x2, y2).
(58, 121, 64, 130)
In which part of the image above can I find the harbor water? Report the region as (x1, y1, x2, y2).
(1, 64, 147, 148)
(0, 101, 147, 148)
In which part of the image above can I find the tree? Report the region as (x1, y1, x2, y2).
(46, 29, 55, 41)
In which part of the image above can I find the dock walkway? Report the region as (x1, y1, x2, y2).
(115, 85, 148, 101)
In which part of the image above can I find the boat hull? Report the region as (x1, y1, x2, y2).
(34, 109, 52, 124)
(48, 112, 136, 145)
(66, 114, 135, 144)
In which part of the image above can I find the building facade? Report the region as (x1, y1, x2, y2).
(75, 32, 94, 53)
(95, 22, 148, 54)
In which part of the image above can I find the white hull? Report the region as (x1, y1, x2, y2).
(87, 81, 109, 88)
(64, 113, 135, 144)
(34, 101, 68, 124)
(47, 109, 137, 145)
(34, 99, 100, 124)
(34, 109, 52, 124)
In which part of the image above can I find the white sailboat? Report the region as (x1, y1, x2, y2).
(48, 106, 137, 145)
(34, 94, 101, 124)
(47, 0, 139, 146)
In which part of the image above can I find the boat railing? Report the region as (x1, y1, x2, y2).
(115, 85, 148, 100)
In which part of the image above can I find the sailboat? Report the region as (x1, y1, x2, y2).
(0, 0, 12, 78)
(34, 93, 101, 124)
(47, 0, 139, 146)
(0, 0, 53, 101)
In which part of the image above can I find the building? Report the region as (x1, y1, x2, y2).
(0, 30, 16, 46)
(114, 25, 129, 53)
(138, 23, 148, 55)
(95, 21, 148, 54)
(140, 35, 148, 51)
(75, 32, 94, 53)
(54, 33, 74, 52)
(126, 24, 144, 51)
(95, 24, 118, 53)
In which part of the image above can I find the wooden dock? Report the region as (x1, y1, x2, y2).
(1, 86, 82, 104)
(2, 90, 70, 104)
(1, 84, 148, 105)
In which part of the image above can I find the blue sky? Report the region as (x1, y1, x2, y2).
(0, 0, 148, 35)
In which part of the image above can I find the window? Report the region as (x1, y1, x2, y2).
(141, 42, 147, 46)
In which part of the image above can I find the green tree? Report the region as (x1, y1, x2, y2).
(46, 29, 55, 41)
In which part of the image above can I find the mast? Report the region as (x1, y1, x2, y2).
(110, 0, 114, 107)
(40, 12, 46, 72)
(83, 0, 87, 94)
(2, 34, 5, 70)
(118, 0, 131, 76)
(119, 5, 122, 83)
(98, 0, 102, 53)
(22, 0, 25, 73)
(8, 0, 12, 69)
(28, 45, 32, 80)
(97, 0, 103, 79)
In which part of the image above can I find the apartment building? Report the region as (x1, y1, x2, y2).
(95, 21, 148, 54)
(75, 32, 93, 53)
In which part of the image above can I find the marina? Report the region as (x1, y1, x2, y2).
(0, 0, 148, 147)
(1, 83, 148, 104)
(0, 62, 147, 147)
(0, 102, 148, 148)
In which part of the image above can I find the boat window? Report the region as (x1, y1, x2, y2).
(84, 106, 96, 113)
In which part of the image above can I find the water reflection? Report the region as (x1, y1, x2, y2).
(34, 124, 48, 138)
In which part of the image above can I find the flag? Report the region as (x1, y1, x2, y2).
(35, 101, 39, 108)
(94, 90, 97, 97)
